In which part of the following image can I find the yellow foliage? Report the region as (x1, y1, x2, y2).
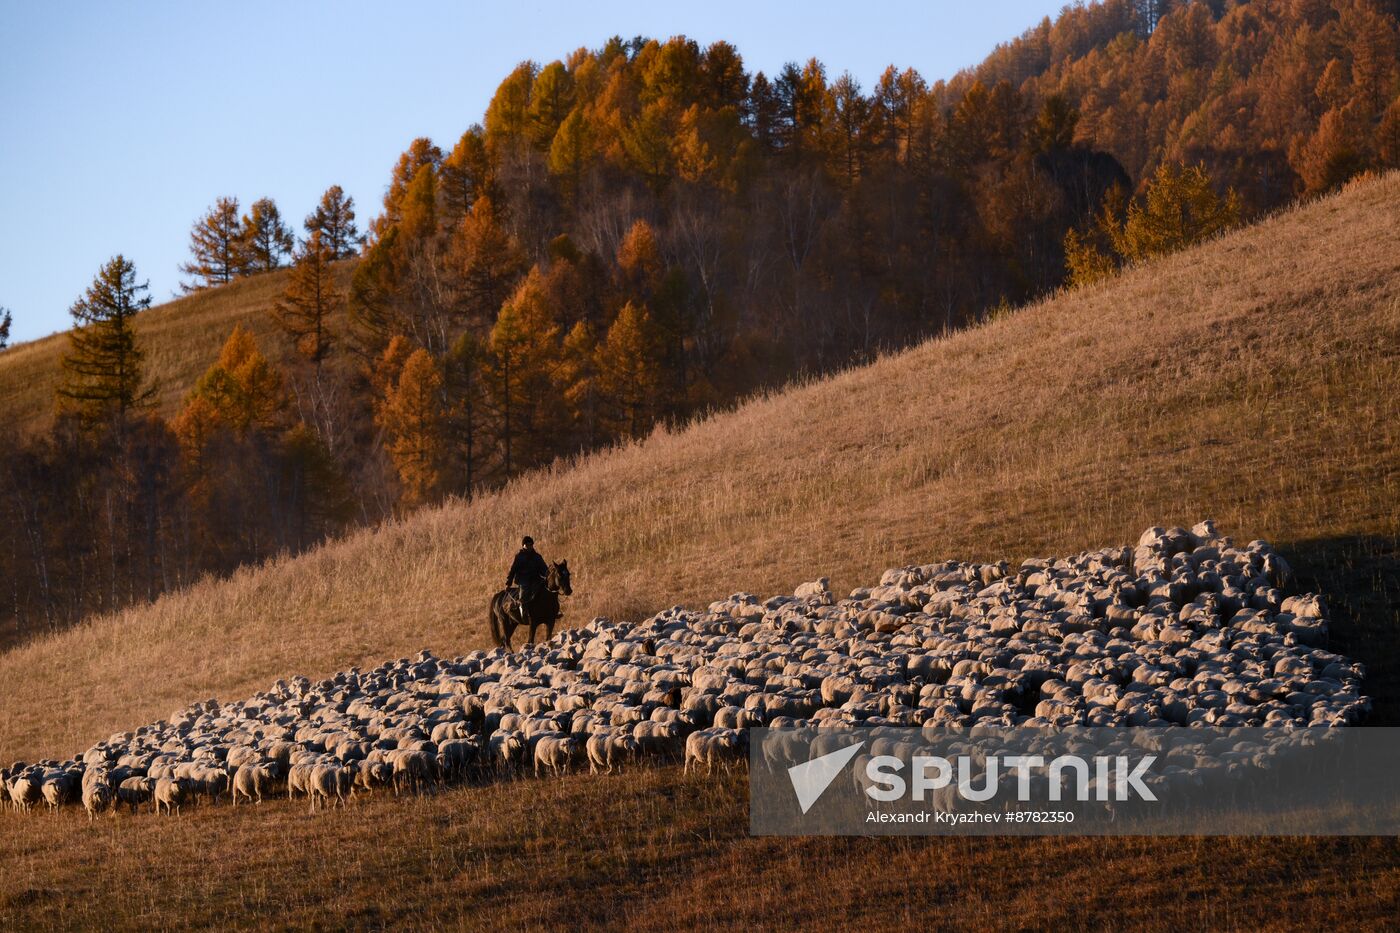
(371, 334, 415, 401)
(1063, 229, 1117, 288)
(596, 301, 664, 438)
(376, 348, 444, 507)
(187, 323, 285, 435)
(616, 220, 662, 299)
(1065, 163, 1240, 287)
(1113, 163, 1241, 263)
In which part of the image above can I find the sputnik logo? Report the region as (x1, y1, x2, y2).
(787, 741, 864, 814)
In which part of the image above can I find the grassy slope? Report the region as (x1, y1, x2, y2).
(2, 175, 1399, 929)
(0, 264, 352, 433)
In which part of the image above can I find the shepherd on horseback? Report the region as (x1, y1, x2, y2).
(490, 536, 571, 650)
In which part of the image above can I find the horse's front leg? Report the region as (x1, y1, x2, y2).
(527, 621, 540, 646)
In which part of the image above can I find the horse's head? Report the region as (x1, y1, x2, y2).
(549, 560, 572, 596)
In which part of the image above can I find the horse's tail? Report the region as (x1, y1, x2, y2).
(487, 592, 505, 648)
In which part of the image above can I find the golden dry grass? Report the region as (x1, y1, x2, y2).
(5, 767, 1399, 932)
(0, 263, 352, 433)
(2, 174, 1399, 929)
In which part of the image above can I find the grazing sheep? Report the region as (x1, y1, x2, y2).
(713, 706, 761, 731)
(82, 780, 115, 820)
(684, 728, 745, 775)
(436, 738, 480, 779)
(632, 720, 684, 759)
(286, 763, 315, 802)
(586, 731, 640, 774)
(153, 778, 189, 816)
(232, 762, 275, 806)
(113, 777, 152, 814)
(490, 731, 527, 775)
(9, 773, 42, 813)
(3, 524, 1368, 823)
(353, 760, 393, 795)
(308, 764, 352, 812)
(388, 750, 435, 795)
(41, 770, 79, 812)
(533, 735, 582, 777)
(225, 745, 261, 770)
(184, 766, 229, 806)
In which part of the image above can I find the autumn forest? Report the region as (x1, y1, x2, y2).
(2, 0, 1398, 643)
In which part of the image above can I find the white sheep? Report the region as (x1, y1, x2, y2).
(632, 720, 684, 759)
(9, 774, 41, 813)
(684, 728, 745, 775)
(82, 780, 114, 820)
(586, 731, 639, 774)
(308, 764, 351, 812)
(490, 731, 526, 775)
(153, 777, 189, 816)
(41, 770, 78, 812)
(231, 762, 275, 806)
(286, 763, 315, 801)
(387, 749, 434, 795)
(533, 735, 581, 777)
(117, 776, 152, 814)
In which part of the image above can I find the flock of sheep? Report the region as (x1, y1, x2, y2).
(2, 521, 1369, 819)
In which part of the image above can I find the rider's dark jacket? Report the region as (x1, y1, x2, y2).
(506, 547, 549, 593)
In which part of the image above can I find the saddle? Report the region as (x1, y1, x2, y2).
(506, 586, 535, 623)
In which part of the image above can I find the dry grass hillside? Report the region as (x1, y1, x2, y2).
(0, 264, 352, 432)
(3, 174, 1399, 929)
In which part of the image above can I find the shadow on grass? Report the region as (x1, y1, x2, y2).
(1284, 535, 1400, 725)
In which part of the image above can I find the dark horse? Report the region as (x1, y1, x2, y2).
(489, 560, 572, 650)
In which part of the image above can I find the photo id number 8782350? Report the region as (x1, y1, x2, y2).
(1004, 810, 1075, 823)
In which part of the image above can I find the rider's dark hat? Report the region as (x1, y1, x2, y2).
(522, 536, 534, 547)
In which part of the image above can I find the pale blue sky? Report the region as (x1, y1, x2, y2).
(0, 1, 1065, 343)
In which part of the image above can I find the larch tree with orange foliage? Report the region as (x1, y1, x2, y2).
(173, 324, 291, 563)
(1294, 104, 1371, 195)
(444, 331, 488, 495)
(450, 197, 527, 326)
(192, 324, 286, 435)
(547, 108, 597, 198)
(1065, 162, 1238, 285)
(372, 138, 442, 240)
(596, 301, 664, 439)
(441, 128, 490, 226)
(304, 185, 361, 259)
(370, 334, 415, 403)
(558, 319, 600, 449)
(529, 62, 576, 149)
(181, 197, 247, 290)
(376, 348, 446, 507)
(273, 231, 342, 375)
(240, 197, 295, 273)
(486, 270, 563, 477)
(615, 219, 663, 304)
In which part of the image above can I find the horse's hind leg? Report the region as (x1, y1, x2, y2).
(492, 605, 512, 651)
